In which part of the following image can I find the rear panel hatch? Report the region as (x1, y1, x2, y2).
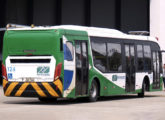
(6, 30, 57, 55)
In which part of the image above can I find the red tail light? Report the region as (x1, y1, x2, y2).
(54, 63, 62, 80)
(2, 64, 7, 80)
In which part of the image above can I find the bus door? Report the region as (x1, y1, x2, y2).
(152, 51, 160, 89)
(75, 41, 89, 96)
(125, 44, 136, 92)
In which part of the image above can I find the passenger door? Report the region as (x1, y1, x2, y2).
(75, 41, 89, 96)
(125, 44, 136, 92)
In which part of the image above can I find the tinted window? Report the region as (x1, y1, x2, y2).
(143, 45, 151, 70)
(137, 45, 144, 71)
(91, 41, 107, 72)
(107, 43, 122, 72)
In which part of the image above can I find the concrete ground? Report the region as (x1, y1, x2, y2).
(0, 86, 165, 120)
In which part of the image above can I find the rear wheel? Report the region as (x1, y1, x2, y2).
(38, 97, 57, 102)
(88, 80, 99, 102)
(138, 81, 146, 97)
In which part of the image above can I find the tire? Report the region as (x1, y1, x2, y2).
(138, 81, 146, 97)
(38, 97, 57, 102)
(88, 80, 99, 102)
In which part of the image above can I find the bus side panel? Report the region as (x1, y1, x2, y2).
(89, 68, 126, 96)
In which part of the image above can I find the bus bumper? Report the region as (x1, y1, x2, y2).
(3, 79, 63, 98)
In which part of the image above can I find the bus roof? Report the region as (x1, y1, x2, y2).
(6, 25, 159, 45)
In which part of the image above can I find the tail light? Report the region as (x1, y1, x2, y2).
(2, 64, 7, 80)
(54, 63, 62, 80)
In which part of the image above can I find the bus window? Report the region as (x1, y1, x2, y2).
(107, 43, 122, 72)
(137, 45, 144, 71)
(91, 41, 107, 72)
(64, 41, 74, 61)
(143, 45, 151, 71)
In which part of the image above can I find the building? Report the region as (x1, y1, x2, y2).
(150, 0, 165, 63)
(0, 0, 151, 84)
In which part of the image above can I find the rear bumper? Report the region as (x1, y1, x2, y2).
(3, 79, 63, 98)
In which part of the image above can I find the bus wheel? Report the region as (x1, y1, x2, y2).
(88, 80, 98, 102)
(138, 81, 146, 97)
(38, 97, 57, 102)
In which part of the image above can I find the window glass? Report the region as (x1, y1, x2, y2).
(82, 42, 88, 67)
(91, 41, 107, 72)
(107, 43, 122, 72)
(143, 45, 151, 70)
(64, 41, 74, 61)
(76, 43, 82, 68)
(125, 45, 130, 73)
(157, 52, 160, 76)
(137, 45, 144, 71)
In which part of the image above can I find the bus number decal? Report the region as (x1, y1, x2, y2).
(7, 67, 16, 72)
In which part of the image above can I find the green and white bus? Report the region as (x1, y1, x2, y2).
(2, 25, 163, 102)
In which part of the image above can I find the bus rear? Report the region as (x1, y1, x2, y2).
(2, 29, 63, 99)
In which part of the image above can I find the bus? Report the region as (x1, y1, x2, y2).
(2, 25, 163, 102)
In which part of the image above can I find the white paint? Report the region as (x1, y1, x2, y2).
(94, 65, 152, 90)
(135, 72, 153, 90)
(6, 56, 56, 82)
(104, 73, 126, 89)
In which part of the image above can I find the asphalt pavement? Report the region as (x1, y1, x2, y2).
(0, 86, 165, 120)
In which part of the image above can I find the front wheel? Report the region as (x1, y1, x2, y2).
(88, 80, 99, 102)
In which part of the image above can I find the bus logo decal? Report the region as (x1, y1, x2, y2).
(112, 75, 117, 81)
(37, 66, 50, 76)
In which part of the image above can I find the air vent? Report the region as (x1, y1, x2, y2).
(10, 59, 51, 63)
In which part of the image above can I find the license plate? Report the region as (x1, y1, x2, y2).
(25, 78, 35, 82)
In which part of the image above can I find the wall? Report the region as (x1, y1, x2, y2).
(150, 0, 165, 63)
(121, 0, 149, 33)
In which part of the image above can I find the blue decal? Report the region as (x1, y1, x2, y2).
(8, 73, 13, 79)
(64, 70, 73, 90)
